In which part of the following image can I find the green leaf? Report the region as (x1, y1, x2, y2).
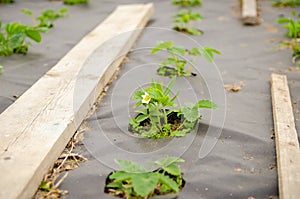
(115, 159, 147, 173)
(151, 40, 173, 54)
(0, 65, 3, 73)
(106, 181, 123, 189)
(135, 114, 149, 123)
(157, 173, 179, 192)
(133, 90, 144, 100)
(164, 76, 176, 95)
(182, 103, 199, 122)
(131, 173, 159, 197)
(109, 171, 132, 181)
(188, 47, 201, 56)
(8, 32, 26, 49)
(39, 181, 53, 191)
(22, 8, 33, 15)
(201, 46, 221, 62)
(168, 46, 186, 56)
(154, 156, 184, 167)
(163, 163, 181, 176)
(25, 29, 41, 42)
(135, 108, 148, 115)
(35, 27, 49, 33)
(197, 99, 218, 109)
(277, 17, 291, 24)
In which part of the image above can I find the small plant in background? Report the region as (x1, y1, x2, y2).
(172, 0, 202, 7)
(173, 9, 203, 35)
(63, 0, 88, 5)
(22, 7, 69, 29)
(105, 156, 185, 199)
(129, 77, 218, 139)
(0, 65, 3, 73)
(0, 21, 48, 56)
(0, 0, 14, 3)
(272, 0, 300, 7)
(151, 40, 220, 77)
(277, 11, 300, 68)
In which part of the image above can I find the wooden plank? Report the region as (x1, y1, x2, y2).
(242, 0, 258, 25)
(0, 3, 154, 199)
(270, 73, 300, 199)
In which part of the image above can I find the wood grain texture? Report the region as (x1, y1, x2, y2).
(242, 0, 258, 25)
(0, 3, 154, 199)
(270, 73, 300, 199)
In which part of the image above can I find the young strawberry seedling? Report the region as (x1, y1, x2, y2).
(150, 40, 220, 77)
(129, 77, 218, 139)
(277, 11, 300, 67)
(105, 156, 185, 199)
(173, 9, 203, 35)
(272, 0, 300, 7)
(63, 0, 88, 5)
(0, 0, 13, 3)
(22, 7, 69, 29)
(172, 0, 202, 7)
(0, 21, 48, 56)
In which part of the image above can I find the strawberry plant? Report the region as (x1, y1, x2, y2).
(129, 77, 218, 139)
(0, 0, 13, 3)
(22, 7, 68, 29)
(0, 21, 48, 56)
(150, 40, 220, 77)
(63, 0, 88, 5)
(272, 0, 300, 7)
(173, 9, 203, 35)
(105, 156, 185, 199)
(277, 11, 300, 67)
(172, 0, 202, 6)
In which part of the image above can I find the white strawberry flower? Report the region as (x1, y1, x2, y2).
(142, 92, 151, 104)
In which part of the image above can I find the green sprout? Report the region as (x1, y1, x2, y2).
(63, 0, 88, 5)
(22, 7, 69, 29)
(173, 9, 203, 35)
(105, 156, 185, 198)
(272, 0, 300, 7)
(277, 11, 300, 67)
(0, 21, 48, 56)
(151, 40, 220, 77)
(172, 0, 202, 6)
(129, 77, 218, 139)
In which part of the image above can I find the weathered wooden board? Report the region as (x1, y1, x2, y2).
(270, 73, 300, 199)
(0, 3, 153, 199)
(242, 0, 258, 25)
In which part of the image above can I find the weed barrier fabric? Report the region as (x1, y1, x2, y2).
(61, 1, 300, 199)
(0, 0, 299, 199)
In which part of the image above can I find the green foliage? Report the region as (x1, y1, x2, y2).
(277, 11, 300, 38)
(39, 180, 53, 192)
(173, 9, 203, 35)
(0, 0, 14, 3)
(172, 0, 202, 6)
(151, 40, 221, 77)
(129, 77, 218, 138)
(105, 157, 184, 198)
(0, 65, 3, 73)
(22, 7, 69, 28)
(0, 21, 46, 56)
(272, 0, 300, 7)
(63, 0, 88, 5)
(277, 11, 300, 67)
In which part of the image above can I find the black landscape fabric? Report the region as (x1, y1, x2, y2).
(0, 0, 299, 199)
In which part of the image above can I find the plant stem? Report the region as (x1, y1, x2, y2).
(175, 119, 186, 131)
(163, 108, 168, 125)
(156, 104, 163, 131)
